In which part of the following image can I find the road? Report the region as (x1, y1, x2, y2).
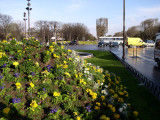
(65, 44, 160, 85)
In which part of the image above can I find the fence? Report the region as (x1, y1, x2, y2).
(110, 51, 160, 99)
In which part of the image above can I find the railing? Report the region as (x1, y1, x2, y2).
(110, 51, 160, 99)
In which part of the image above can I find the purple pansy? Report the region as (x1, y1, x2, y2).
(2, 64, 7, 68)
(31, 72, 36, 76)
(86, 105, 91, 112)
(14, 73, 19, 77)
(50, 108, 58, 113)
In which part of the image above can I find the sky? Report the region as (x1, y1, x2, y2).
(0, 0, 160, 37)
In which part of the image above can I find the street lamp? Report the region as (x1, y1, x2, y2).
(26, 0, 32, 38)
(122, 0, 126, 60)
(23, 12, 27, 38)
(54, 24, 57, 44)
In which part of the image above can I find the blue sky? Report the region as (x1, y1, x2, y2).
(0, 0, 160, 37)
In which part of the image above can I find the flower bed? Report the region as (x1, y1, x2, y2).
(0, 38, 138, 120)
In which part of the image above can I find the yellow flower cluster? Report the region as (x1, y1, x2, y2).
(57, 64, 68, 69)
(35, 62, 39, 67)
(101, 96, 105, 101)
(3, 107, 10, 114)
(65, 72, 71, 77)
(52, 42, 56, 45)
(30, 82, 34, 88)
(76, 116, 81, 120)
(0, 51, 6, 58)
(49, 46, 54, 52)
(86, 89, 97, 99)
(30, 100, 38, 108)
(107, 104, 116, 112)
(100, 115, 110, 120)
(53, 91, 60, 97)
(41, 70, 49, 75)
(114, 114, 120, 119)
(15, 82, 22, 89)
(61, 45, 65, 49)
(53, 54, 60, 59)
(79, 79, 86, 85)
(133, 111, 138, 117)
(68, 49, 72, 52)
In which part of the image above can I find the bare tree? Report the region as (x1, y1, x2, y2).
(61, 23, 89, 41)
(126, 26, 140, 37)
(9, 21, 24, 40)
(96, 18, 108, 38)
(113, 31, 123, 37)
(140, 18, 159, 40)
(0, 13, 13, 40)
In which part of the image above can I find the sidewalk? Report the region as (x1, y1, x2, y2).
(110, 50, 160, 99)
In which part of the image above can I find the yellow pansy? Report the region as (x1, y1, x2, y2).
(101, 96, 105, 101)
(76, 116, 81, 120)
(68, 49, 72, 52)
(13, 62, 19, 67)
(3, 107, 10, 114)
(30, 82, 34, 88)
(15, 82, 22, 89)
(133, 111, 138, 117)
(30, 100, 38, 108)
(53, 92, 60, 97)
(114, 114, 120, 119)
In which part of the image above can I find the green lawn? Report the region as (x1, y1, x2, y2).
(77, 50, 160, 120)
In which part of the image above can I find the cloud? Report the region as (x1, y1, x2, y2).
(139, 6, 160, 15)
(65, 0, 84, 13)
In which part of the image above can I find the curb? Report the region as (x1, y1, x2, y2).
(110, 51, 160, 100)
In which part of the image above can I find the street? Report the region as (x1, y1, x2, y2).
(65, 44, 160, 85)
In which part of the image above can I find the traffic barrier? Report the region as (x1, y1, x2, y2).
(110, 51, 160, 99)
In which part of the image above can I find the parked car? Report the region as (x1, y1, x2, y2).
(98, 41, 106, 47)
(69, 41, 78, 45)
(144, 40, 155, 47)
(109, 42, 119, 47)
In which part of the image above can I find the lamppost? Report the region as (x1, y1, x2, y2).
(23, 12, 27, 38)
(54, 24, 57, 44)
(26, 0, 32, 38)
(122, 0, 126, 60)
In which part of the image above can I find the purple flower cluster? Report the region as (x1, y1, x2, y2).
(14, 73, 19, 77)
(50, 108, 58, 113)
(47, 65, 52, 72)
(0, 84, 5, 90)
(2, 64, 7, 68)
(31, 72, 36, 76)
(57, 76, 63, 80)
(43, 88, 46, 92)
(86, 105, 91, 112)
(12, 98, 21, 104)
(0, 75, 3, 79)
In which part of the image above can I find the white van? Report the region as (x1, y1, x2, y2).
(154, 33, 160, 67)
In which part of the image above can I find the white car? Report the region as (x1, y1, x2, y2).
(144, 40, 155, 47)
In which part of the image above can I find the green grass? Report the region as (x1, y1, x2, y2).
(77, 50, 160, 120)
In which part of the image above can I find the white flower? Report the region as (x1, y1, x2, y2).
(101, 89, 108, 96)
(101, 83, 104, 86)
(119, 108, 123, 112)
(104, 85, 108, 88)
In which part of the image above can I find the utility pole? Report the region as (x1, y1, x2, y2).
(23, 12, 27, 38)
(122, 0, 126, 60)
(26, 0, 32, 38)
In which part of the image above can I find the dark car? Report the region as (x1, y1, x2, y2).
(109, 42, 119, 47)
(98, 41, 106, 47)
(69, 41, 78, 45)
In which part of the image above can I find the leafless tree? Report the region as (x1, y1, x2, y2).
(140, 18, 159, 40)
(126, 26, 140, 37)
(61, 23, 89, 41)
(96, 18, 108, 38)
(0, 13, 13, 40)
